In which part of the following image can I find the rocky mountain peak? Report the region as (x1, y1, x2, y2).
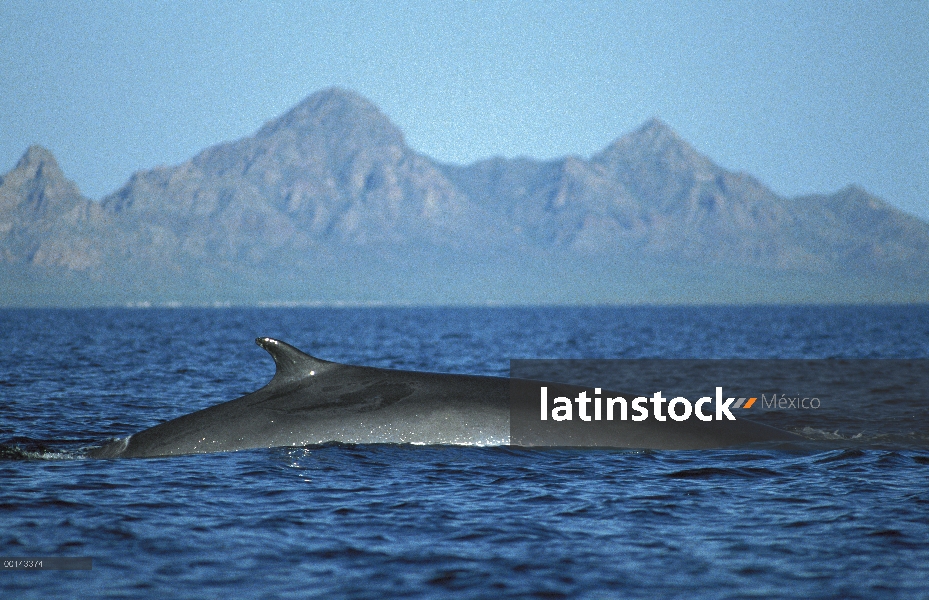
(595, 118, 716, 176)
(633, 117, 678, 140)
(11, 145, 66, 182)
(256, 87, 406, 149)
(0, 145, 84, 215)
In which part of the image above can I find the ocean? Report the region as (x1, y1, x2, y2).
(1, 306, 928, 598)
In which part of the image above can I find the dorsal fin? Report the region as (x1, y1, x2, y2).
(255, 337, 334, 386)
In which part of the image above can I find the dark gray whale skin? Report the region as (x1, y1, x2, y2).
(87, 338, 802, 458)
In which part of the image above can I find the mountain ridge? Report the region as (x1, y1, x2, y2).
(1, 88, 927, 306)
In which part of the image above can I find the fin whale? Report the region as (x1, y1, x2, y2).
(87, 338, 802, 458)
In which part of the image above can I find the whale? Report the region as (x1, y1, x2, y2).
(87, 338, 803, 458)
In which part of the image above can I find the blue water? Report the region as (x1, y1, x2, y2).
(1, 306, 928, 598)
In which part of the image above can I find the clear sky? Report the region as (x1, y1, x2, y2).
(2, 1, 926, 219)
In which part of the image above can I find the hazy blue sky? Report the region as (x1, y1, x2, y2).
(2, 1, 926, 219)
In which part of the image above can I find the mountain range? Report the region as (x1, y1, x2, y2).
(1, 87, 927, 306)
